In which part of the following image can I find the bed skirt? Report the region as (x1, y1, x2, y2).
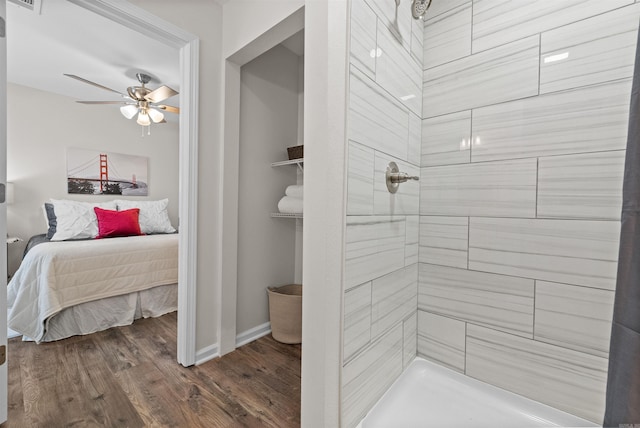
(24, 282, 178, 342)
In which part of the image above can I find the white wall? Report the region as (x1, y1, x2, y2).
(6, 83, 179, 275)
(128, 0, 224, 353)
(236, 44, 300, 335)
(222, 0, 304, 59)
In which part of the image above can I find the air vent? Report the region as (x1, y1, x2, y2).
(8, 0, 42, 14)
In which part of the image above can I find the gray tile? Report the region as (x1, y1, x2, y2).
(405, 215, 419, 266)
(342, 324, 404, 428)
(403, 312, 417, 368)
(418, 264, 534, 338)
(347, 141, 375, 216)
(472, 79, 632, 162)
(469, 217, 620, 290)
(423, 36, 539, 118)
(344, 282, 372, 362)
(419, 216, 468, 269)
(535, 281, 615, 358)
(371, 264, 418, 339)
(466, 324, 608, 424)
(374, 153, 420, 215)
(423, 2, 472, 70)
(417, 310, 466, 372)
(538, 151, 625, 220)
(472, 0, 634, 53)
(420, 159, 537, 217)
(377, 22, 423, 115)
(349, 66, 410, 160)
(345, 216, 406, 290)
(350, 0, 378, 80)
(410, 13, 424, 65)
(422, 0, 468, 19)
(421, 110, 471, 167)
(408, 112, 421, 166)
(540, 4, 640, 93)
(364, 0, 412, 51)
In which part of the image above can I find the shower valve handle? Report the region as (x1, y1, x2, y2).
(386, 162, 419, 194)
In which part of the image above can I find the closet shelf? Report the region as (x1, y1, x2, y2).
(271, 213, 303, 219)
(271, 158, 304, 167)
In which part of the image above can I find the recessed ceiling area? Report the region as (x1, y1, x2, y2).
(7, 0, 180, 106)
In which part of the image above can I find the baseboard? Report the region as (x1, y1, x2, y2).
(236, 322, 271, 348)
(195, 343, 219, 366)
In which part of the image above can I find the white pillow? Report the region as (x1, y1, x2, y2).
(115, 199, 176, 234)
(50, 199, 117, 241)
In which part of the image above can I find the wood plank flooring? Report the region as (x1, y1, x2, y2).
(4, 312, 302, 427)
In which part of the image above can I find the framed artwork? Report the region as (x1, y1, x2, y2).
(67, 148, 149, 196)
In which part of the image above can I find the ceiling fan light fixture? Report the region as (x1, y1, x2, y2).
(148, 108, 165, 123)
(136, 111, 151, 126)
(120, 104, 138, 119)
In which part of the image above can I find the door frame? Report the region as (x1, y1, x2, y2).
(66, 0, 200, 366)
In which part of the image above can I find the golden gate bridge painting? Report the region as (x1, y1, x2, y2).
(67, 148, 149, 196)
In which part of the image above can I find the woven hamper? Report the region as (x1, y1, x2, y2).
(267, 284, 302, 344)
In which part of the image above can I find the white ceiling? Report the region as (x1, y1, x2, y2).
(7, 0, 180, 109)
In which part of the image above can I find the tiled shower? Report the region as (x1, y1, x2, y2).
(342, 0, 639, 426)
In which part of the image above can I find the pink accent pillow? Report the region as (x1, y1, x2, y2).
(94, 207, 142, 238)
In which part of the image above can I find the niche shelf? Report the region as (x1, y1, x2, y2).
(272, 157, 304, 219)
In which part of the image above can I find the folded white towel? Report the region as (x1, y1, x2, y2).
(278, 196, 303, 214)
(285, 185, 303, 199)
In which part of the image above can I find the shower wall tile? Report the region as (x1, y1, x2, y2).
(420, 158, 537, 217)
(345, 216, 406, 290)
(364, 0, 412, 51)
(377, 23, 423, 115)
(472, 0, 634, 53)
(421, 111, 471, 167)
(537, 151, 625, 220)
(471, 79, 632, 162)
(417, 310, 466, 373)
(423, 0, 468, 20)
(403, 312, 417, 368)
(540, 4, 640, 94)
(535, 281, 615, 358)
(419, 216, 468, 269)
(423, 36, 539, 118)
(347, 141, 375, 216)
(374, 153, 420, 215)
(410, 15, 424, 65)
(466, 324, 608, 424)
(469, 218, 620, 290)
(344, 282, 373, 362)
(408, 112, 422, 165)
(349, 66, 409, 161)
(418, 264, 534, 338)
(423, 2, 472, 70)
(405, 216, 419, 266)
(371, 264, 418, 339)
(342, 324, 404, 428)
(350, 0, 377, 80)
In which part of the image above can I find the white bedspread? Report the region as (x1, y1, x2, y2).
(8, 233, 178, 343)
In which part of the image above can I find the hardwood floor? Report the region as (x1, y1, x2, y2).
(4, 313, 302, 427)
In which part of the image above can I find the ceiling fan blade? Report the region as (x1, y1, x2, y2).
(76, 101, 127, 105)
(144, 85, 179, 103)
(64, 74, 126, 96)
(156, 104, 180, 114)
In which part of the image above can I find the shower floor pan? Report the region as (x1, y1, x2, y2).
(358, 358, 598, 428)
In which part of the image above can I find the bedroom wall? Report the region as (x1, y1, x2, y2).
(236, 43, 300, 337)
(6, 83, 179, 276)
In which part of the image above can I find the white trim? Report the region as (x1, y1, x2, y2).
(236, 322, 271, 348)
(195, 343, 219, 366)
(67, 0, 200, 367)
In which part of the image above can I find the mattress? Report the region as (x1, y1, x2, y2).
(8, 233, 179, 343)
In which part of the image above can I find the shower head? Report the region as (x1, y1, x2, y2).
(411, 0, 432, 19)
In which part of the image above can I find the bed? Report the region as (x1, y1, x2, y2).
(8, 219, 179, 343)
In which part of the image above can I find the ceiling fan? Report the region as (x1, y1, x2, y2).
(64, 72, 180, 131)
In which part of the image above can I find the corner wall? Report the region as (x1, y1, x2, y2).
(341, 0, 423, 426)
(418, 1, 639, 423)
